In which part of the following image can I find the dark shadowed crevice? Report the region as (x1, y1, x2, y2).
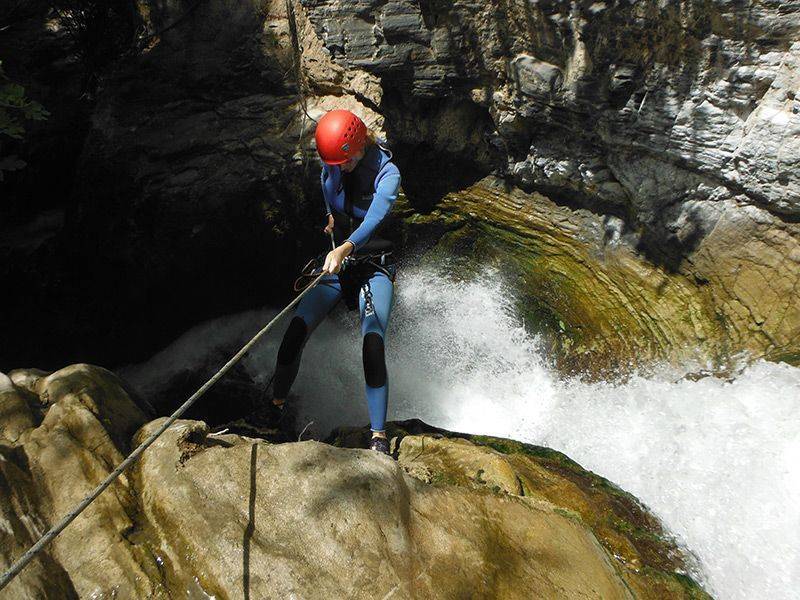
(379, 93, 500, 212)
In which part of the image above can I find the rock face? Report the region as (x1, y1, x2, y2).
(0, 364, 707, 598)
(0, 0, 325, 370)
(3, 1, 798, 369)
(301, 0, 800, 216)
(396, 176, 800, 372)
(0, 364, 155, 598)
(331, 420, 709, 599)
(296, 0, 800, 367)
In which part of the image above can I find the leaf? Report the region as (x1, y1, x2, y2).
(2, 124, 24, 139)
(0, 154, 27, 171)
(2, 83, 25, 102)
(0, 108, 24, 138)
(23, 101, 49, 121)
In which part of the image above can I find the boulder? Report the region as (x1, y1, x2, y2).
(132, 418, 634, 598)
(0, 365, 708, 597)
(331, 418, 709, 599)
(0, 364, 157, 598)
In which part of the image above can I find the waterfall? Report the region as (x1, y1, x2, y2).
(119, 264, 800, 600)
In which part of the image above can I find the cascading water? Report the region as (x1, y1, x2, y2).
(119, 265, 800, 600)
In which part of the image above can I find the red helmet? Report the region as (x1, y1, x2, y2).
(314, 109, 367, 165)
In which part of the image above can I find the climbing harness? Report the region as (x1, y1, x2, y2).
(0, 269, 330, 592)
(292, 227, 395, 294)
(292, 250, 396, 293)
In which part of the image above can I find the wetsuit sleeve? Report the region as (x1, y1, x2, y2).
(320, 164, 335, 216)
(345, 166, 401, 252)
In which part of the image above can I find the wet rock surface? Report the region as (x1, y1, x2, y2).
(302, 0, 800, 217)
(298, 0, 800, 367)
(332, 418, 709, 599)
(3, 0, 798, 369)
(0, 364, 708, 598)
(395, 176, 800, 372)
(0, 364, 156, 599)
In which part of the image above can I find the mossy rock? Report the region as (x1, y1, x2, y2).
(397, 176, 800, 375)
(328, 418, 710, 599)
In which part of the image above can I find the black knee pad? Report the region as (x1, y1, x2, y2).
(362, 332, 386, 388)
(277, 316, 307, 365)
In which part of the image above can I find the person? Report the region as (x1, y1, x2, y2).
(270, 109, 401, 455)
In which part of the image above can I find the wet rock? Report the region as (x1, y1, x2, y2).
(395, 176, 800, 372)
(5, 0, 799, 373)
(297, 0, 800, 366)
(0, 364, 158, 598)
(1, 364, 708, 597)
(511, 55, 564, 98)
(133, 419, 634, 598)
(0, 0, 320, 370)
(330, 418, 709, 598)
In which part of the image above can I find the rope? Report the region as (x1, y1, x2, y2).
(0, 270, 329, 591)
(285, 0, 317, 126)
(293, 258, 324, 292)
(293, 232, 339, 291)
(284, 0, 318, 177)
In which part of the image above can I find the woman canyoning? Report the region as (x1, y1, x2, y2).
(270, 109, 401, 455)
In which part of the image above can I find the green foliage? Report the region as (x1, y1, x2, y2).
(0, 82, 50, 139)
(0, 61, 50, 181)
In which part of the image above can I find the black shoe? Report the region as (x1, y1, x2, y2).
(270, 392, 296, 415)
(369, 435, 390, 455)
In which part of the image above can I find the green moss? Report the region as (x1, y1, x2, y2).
(553, 507, 584, 524)
(671, 570, 712, 598)
(473, 468, 487, 485)
(470, 435, 586, 475)
(767, 350, 800, 367)
(409, 213, 615, 374)
(611, 517, 666, 545)
(429, 471, 460, 487)
(638, 566, 711, 599)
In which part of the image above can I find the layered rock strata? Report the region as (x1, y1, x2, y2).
(3, 0, 798, 370)
(296, 0, 800, 367)
(396, 176, 800, 371)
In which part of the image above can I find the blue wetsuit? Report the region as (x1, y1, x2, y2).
(273, 144, 401, 432)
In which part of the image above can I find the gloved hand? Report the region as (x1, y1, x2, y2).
(323, 214, 334, 235)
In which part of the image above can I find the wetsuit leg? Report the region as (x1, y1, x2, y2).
(273, 274, 341, 398)
(358, 270, 394, 432)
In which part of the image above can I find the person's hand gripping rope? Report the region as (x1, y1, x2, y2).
(322, 240, 354, 274)
(321, 214, 354, 275)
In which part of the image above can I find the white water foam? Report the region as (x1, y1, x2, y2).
(118, 265, 800, 599)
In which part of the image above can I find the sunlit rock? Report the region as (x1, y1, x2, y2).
(0, 364, 708, 597)
(0, 365, 156, 598)
(396, 176, 800, 372)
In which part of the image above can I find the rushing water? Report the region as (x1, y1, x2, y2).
(119, 265, 800, 600)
